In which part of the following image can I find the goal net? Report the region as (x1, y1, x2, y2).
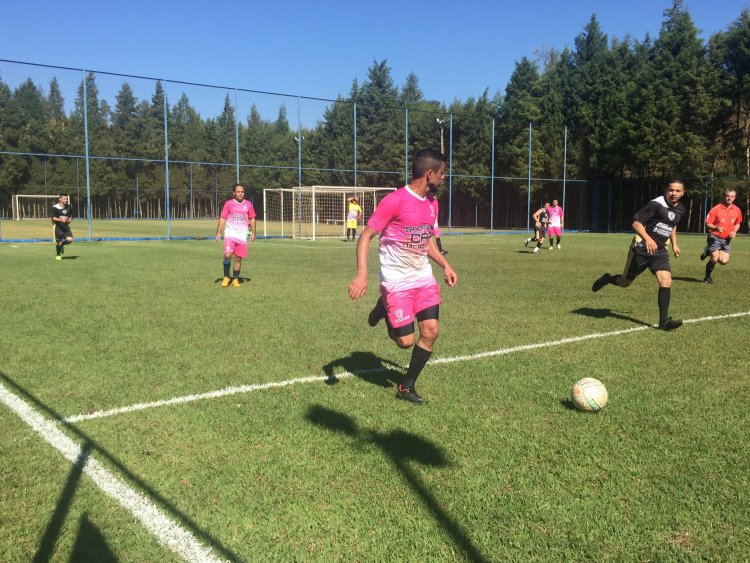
(12, 194, 73, 221)
(262, 186, 396, 239)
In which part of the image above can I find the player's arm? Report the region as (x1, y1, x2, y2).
(427, 237, 457, 287)
(215, 217, 227, 241)
(248, 217, 256, 242)
(632, 220, 657, 254)
(348, 225, 377, 300)
(532, 208, 542, 226)
(670, 227, 680, 257)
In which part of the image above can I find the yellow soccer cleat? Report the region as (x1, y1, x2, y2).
(231, 278, 240, 287)
(221, 276, 231, 287)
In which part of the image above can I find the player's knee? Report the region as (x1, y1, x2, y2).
(395, 335, 414, 349)
(719, 256, 730, 265)
(617, 277, 633, 288)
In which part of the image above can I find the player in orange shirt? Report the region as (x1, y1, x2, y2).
(700, 188, 743, 284)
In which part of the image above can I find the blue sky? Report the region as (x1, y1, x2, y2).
(1, 0, 747, 126)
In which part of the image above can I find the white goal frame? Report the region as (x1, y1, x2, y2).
(262, 186, 396, 240)
(12, 194, 72, 221)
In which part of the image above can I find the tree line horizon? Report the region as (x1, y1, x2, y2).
(0, 0, 748, 230)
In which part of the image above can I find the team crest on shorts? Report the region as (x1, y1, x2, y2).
(394, 308, 406, 323)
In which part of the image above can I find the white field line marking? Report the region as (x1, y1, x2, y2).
(65, 310, 750, 423)
(0, 383, 221, 563)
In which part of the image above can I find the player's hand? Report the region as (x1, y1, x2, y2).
(672, 244, 680, 258)
(249, 232, 255, 243)
(729, 231, 736, 239)
(215, 234, 222, 242)
(644, 237, 657, 254)
(443, 265, 457, 287)
(348, 274, 367, 300)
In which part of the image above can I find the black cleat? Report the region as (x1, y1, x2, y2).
(658, 318, 683, 331)
(440, 250, 447, 255)
(368, 297, 386, 327)
(396, 386, 427, 404)
(700, 249, 708, 261)
(592, 274, 612, 293)
(703, 277, 713, 284)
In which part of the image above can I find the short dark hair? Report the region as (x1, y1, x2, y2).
(232, 183, 244, 192)
(667, 179, 684, 188)
(59, 193, 69, 198)
(412, 148, 446, 179)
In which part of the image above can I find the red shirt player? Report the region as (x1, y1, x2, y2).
(701, 189, 743, 284)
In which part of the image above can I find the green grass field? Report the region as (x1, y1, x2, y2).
(1, 233, 749, 561)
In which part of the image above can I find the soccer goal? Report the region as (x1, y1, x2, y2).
(12, 194, 72, 221)
(262, 186, 396, 239)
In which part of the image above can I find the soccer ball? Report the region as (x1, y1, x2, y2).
(571, 378, 608, 412)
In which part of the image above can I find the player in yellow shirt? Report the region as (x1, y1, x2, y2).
(345, 196, 362, 241)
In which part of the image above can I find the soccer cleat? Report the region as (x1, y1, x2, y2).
(396, 385, 427, 404)
(549, 246, 553, 250)
(524, 237, 530, 247)
(440, 250, 448, 255)
(557, 243, 561, 250)
(591, 273, 612, 292)
(221, 276, 231, 287)
(55, 255, 62, 261)
(533, 247, 539, 254)
(368, 297, 386, 327)
(700, 248, 708, 261)
(703, 277, 713, 285)
(658, 318, 683, 331)
(231, 278, 240, 287)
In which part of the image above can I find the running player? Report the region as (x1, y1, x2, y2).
(215, 184, 256, 287)
(547, 199, 563, 249)
(345, 196, 362, 241)
(51, 193, 73, 260)
(526, 202, 550, 254)
(348, 148, 458, 405)
(591, 180, 687, 330)
(700, 188, 743, 284)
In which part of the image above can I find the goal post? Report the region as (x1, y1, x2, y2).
(12, 194, 73, 221)
(263, 186, 396, 239)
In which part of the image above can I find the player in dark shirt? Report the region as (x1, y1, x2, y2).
(591, 181, 687, 330)
(525, 202, 550, 254)
(51, 193, 73, 260)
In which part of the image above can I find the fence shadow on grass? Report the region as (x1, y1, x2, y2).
(322, 351, 402, 388)
(0, 370, 240, 563)
(306, 405, 490, 563)
(571, 307, 652, 327)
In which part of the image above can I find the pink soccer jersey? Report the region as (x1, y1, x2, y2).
(431, 197, 441, 238)
(548, 205, 564, 227)
(368, 186, 437, 292)
(220, 198, 256, 242)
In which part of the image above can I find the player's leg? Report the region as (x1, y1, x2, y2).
(655, 269, 681, 330)
(221, 240, 235, 287)
(592, 247, 639, 291)
(703, 236, 725, 283)
(435, 236, 446, 254)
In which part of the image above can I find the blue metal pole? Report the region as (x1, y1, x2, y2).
(234, 88, 240, 183)
(353, 102, 357, 187)
(82, 70, 92, 240)
(490, 118, 495, 231)
(562, 125, 568, 228)
(297, 96, 302, 238)
(527, 122, 532, 232)
(163, 82, 170, 239)
(448, 114, 453, 230)
(404, 108, 409, 185)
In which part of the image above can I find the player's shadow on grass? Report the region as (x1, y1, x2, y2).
(322, 351, 401, 388)
(571, 307, 652, 327)
(0, 370, 240, 563)
(60, 255, 79, 260)
(306, 405, 489, 563)
(671, 276, 703, 283)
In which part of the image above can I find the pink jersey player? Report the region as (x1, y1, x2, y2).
(216, 184, 256, 287)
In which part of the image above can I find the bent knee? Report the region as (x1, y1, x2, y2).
(395, 335, 414, 349)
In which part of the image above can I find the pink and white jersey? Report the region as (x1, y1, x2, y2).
(548, 205, 564, 227)
(368, 186, 437, 292)
(220, 198, 256, 242)
(431, 197, 441, 238)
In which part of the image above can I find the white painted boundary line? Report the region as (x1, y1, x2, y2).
(0, 383, 222, 563)
(65, 310, 750, 423)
